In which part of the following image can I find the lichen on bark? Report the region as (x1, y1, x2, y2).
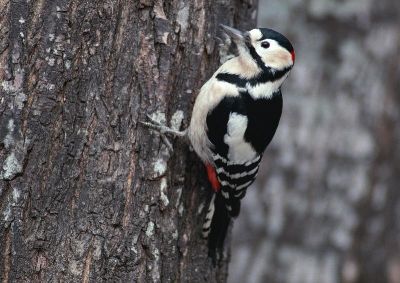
(0, 0, 257, 282)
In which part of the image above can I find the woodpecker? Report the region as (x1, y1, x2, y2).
(142, 25, 295, 260)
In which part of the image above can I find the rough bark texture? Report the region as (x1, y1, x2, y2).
(0, 0, 257, 282)
(230, 0, 400, 283)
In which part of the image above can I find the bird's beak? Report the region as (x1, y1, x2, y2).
(219, 24, 246, 43)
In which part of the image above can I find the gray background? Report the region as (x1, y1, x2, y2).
(229, 0, 400, 282)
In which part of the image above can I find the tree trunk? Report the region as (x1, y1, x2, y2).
(0, 0, 256, 282)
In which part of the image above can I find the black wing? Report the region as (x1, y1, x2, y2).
(206, 93, 257, 216)
(204, 90, 281, 259)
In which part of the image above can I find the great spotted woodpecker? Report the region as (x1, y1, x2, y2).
(142, 25, 295, 259)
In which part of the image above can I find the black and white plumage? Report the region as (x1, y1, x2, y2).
(141, 25, 295, 262)
(189, 25, 295, 258)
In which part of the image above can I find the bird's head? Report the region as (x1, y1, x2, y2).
(220, 25, 295, 72)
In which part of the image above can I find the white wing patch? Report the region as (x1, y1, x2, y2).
(224, 113, 257, 163)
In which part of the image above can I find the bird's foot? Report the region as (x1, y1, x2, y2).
(140, 114, 186, 151)
(141, 114, 186, 137)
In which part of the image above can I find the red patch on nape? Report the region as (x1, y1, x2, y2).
(205, 164, 221, 192)
(290, 50, 296, 63)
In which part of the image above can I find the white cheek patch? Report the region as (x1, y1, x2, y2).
(224, 113, 257, 163)
(256, 40, 292, 70)
(264, 49, 292, 69)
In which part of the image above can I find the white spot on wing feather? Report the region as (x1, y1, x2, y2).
(224, 113, 257, 163)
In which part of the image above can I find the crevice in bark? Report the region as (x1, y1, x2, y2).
(82, 243, 93, 283)
(2, 226, 11, 283)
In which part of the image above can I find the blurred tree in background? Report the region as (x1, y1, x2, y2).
(230, 0, 400, 282)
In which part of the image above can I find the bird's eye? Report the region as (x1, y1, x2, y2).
(261, 41, 270, 49)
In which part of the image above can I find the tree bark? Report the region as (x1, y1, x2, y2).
(0, 0, 256, 282)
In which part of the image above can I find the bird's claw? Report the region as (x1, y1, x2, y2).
(140, 115, 176, 152)
(145, 114, 163, 126)
(160, 134, 174, 152)
(139, 115, 168, 133)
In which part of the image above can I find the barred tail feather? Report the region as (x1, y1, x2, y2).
(203, 193, 231, 263)
(202, 193, 216, 238)
(203, 154, 262, 263)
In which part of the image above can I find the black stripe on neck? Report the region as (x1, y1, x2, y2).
(216, 66, 290, 88)
(215, 73, 247, 88)
(255, 67, 290, 84)
(245, 42, 269, 72)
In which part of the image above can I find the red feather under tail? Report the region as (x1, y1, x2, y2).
(205, 164, 220, 192)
